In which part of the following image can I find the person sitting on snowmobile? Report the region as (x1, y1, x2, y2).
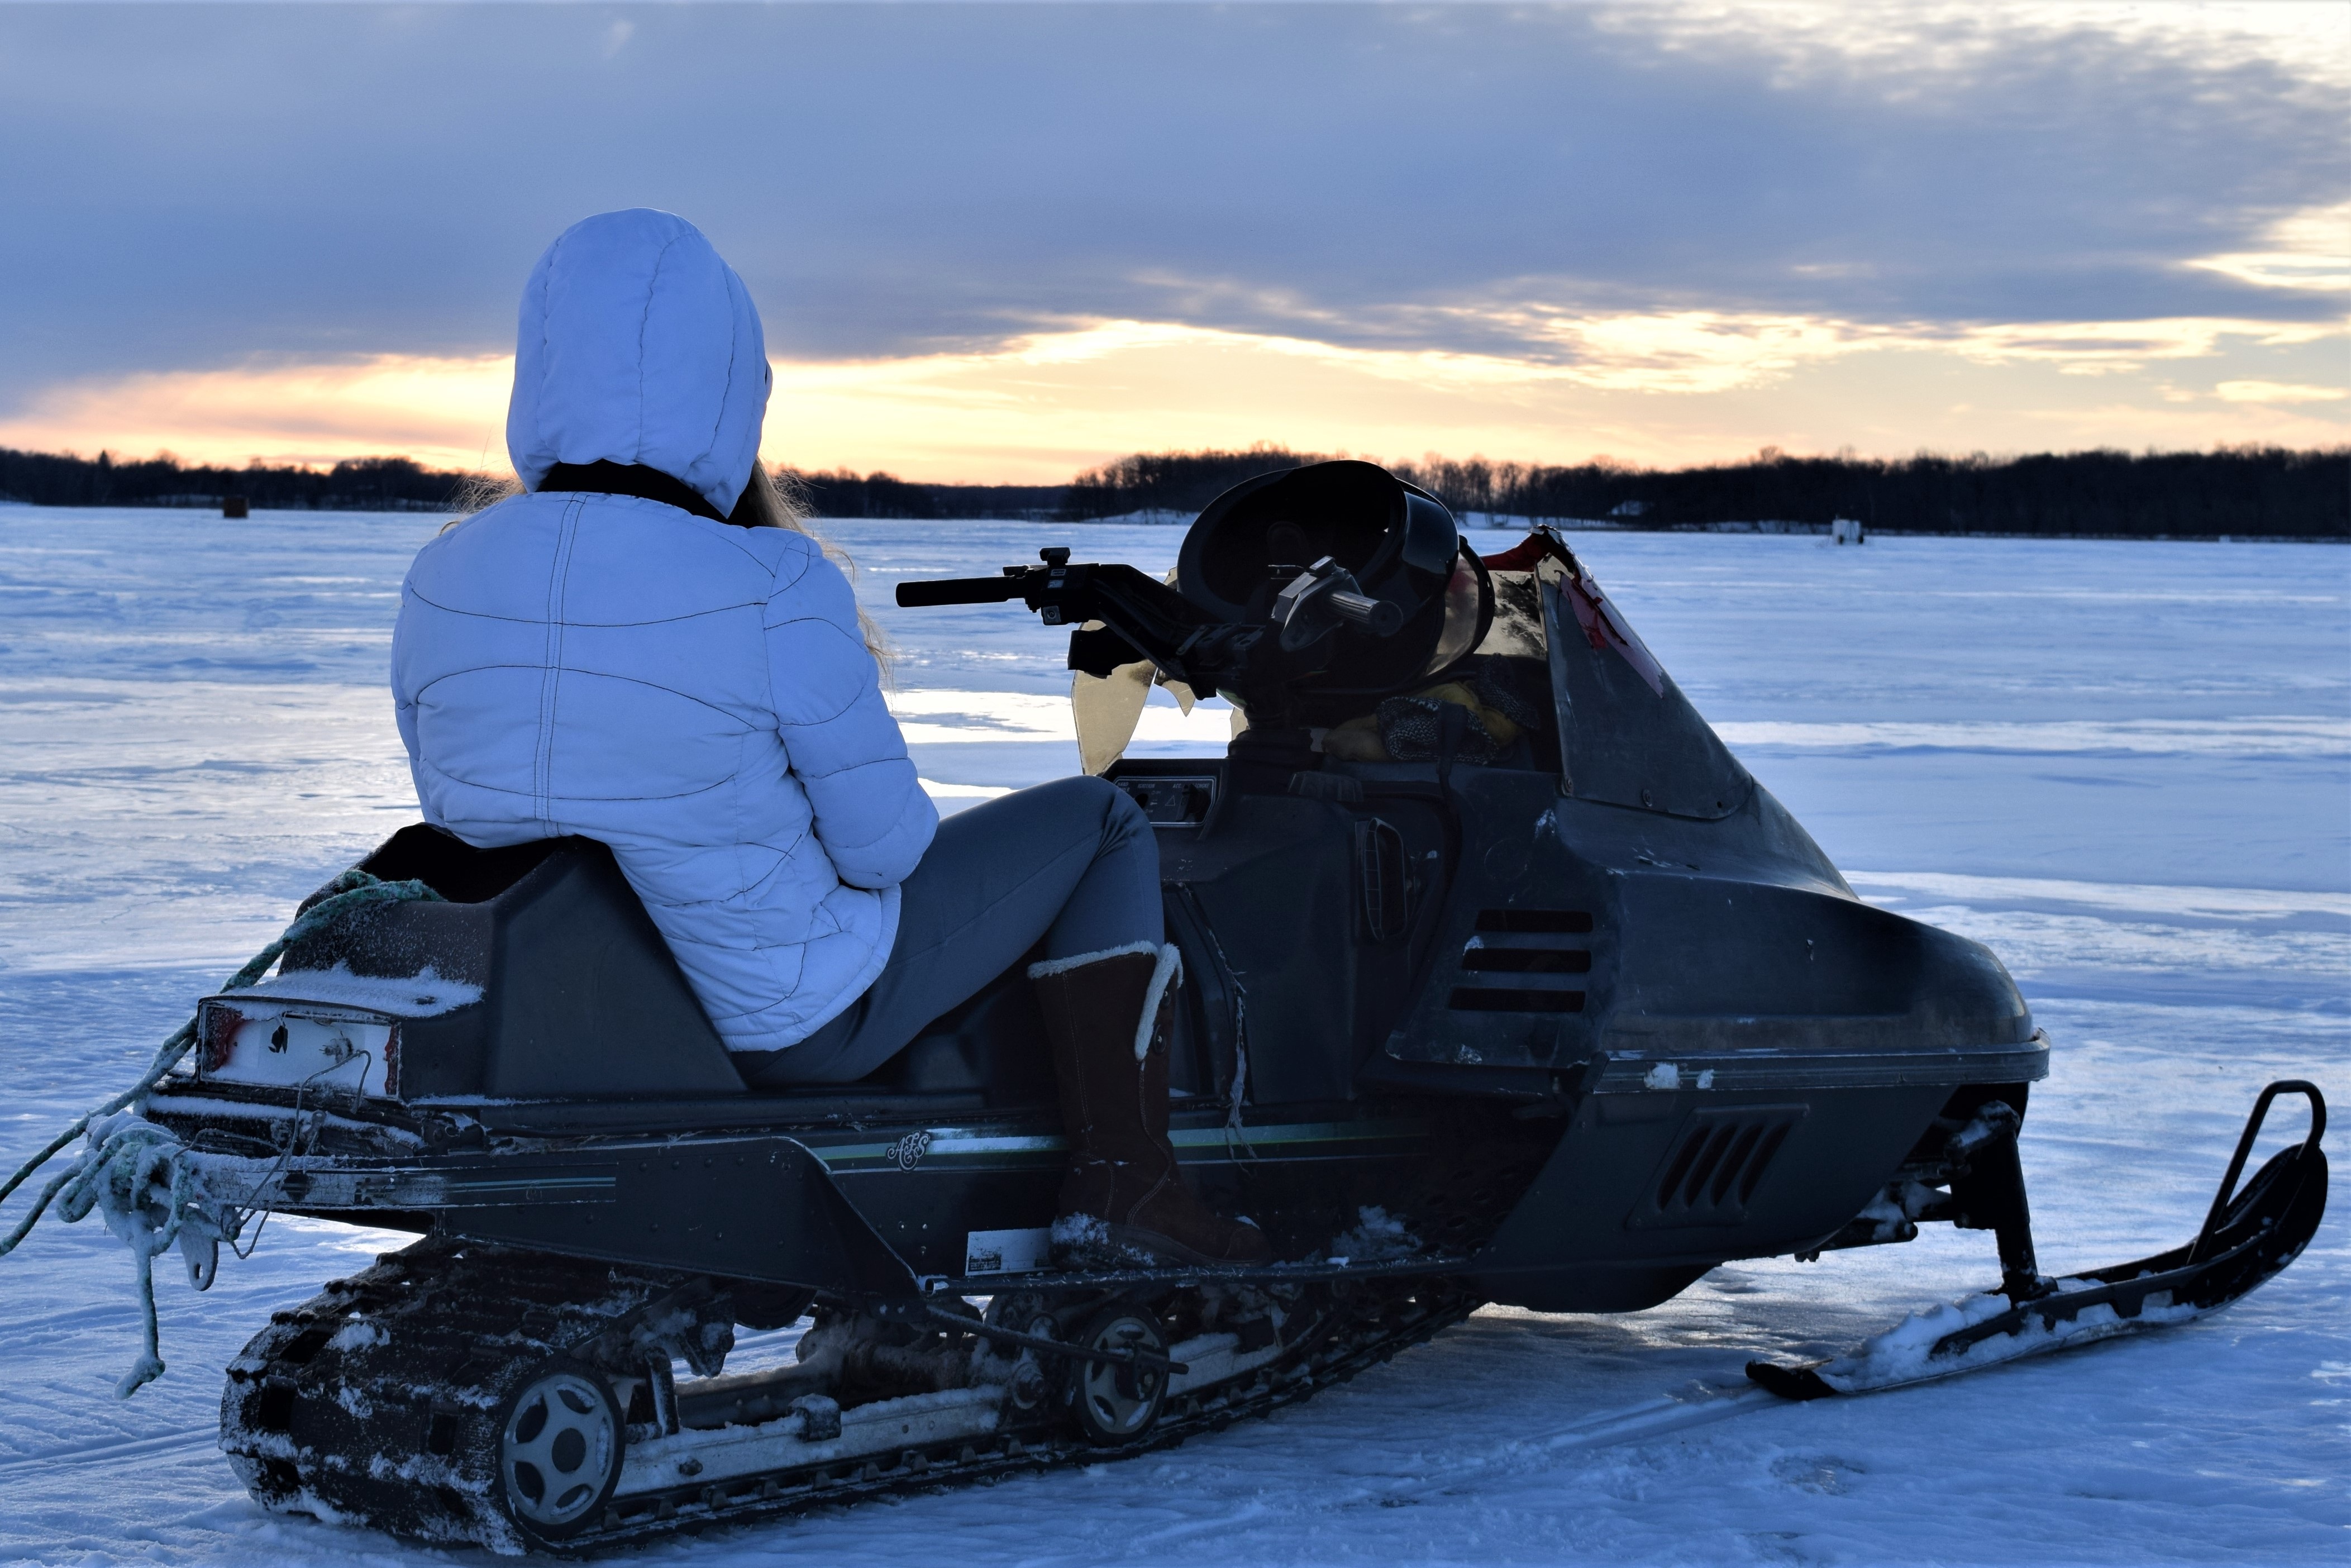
(389, 209, 1267, 1266)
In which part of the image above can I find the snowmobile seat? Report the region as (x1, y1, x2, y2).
(286, 824, 748, 1100)
(288, 824, 1066, 1117)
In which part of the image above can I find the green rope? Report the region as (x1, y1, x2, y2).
(56, 1117, 225, 1396)
(0, 867, 445, 1391)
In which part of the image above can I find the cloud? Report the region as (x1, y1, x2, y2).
(1608, 1, 2351, 94)
(0, 4, 2340, 468)
(2187, 199, 2351, 294)
(2214, 380, 2349, 406)
(1944, 317, 2340, 375)
(0, 4, 2342, 395)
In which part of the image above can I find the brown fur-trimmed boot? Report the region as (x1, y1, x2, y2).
(1031, 942, 1272, 1266)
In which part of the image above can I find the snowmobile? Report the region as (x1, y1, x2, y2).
(115, 460, 2322, 1553)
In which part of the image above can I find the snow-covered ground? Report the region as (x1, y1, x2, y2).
(1, 508, 2343, 1566)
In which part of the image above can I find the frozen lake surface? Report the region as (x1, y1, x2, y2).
(0, 508, 2344, 1565)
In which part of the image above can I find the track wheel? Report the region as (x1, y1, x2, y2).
(497, 1361, 624, 1541)
(986, 1290, 1057, 1413)
(1066, 1302, 1170, 1447)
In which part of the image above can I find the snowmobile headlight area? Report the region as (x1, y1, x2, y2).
(195, 999, 398, 1099)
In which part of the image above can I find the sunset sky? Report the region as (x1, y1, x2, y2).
(1, 3, 2344, 483)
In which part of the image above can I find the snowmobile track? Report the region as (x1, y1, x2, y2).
(220, 1240, 1484, 1555)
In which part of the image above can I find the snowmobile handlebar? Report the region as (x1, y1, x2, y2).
(895, 545, 1414, 721)
(896, 549, 1250, 688)
(895, 550, 1194, 628)
(892, 575, 1036, 607)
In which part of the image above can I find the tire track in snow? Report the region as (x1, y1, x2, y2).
(0, 1424, 218, 1476)
(1527, 1381, 1781, 1452)
(1119, 1383, 1782, 1550)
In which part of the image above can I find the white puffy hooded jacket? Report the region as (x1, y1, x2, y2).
(391, 209, 937, 1053)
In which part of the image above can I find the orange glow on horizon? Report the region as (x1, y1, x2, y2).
(0, 312, 2340, 485)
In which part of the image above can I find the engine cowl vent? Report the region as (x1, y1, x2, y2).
(1629, 1105, 1809, 1229)
(1447, 909, 1593, 1013)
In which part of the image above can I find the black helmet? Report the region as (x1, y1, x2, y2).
(1177, 460, 1491, 720)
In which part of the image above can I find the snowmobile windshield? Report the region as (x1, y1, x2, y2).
(1179, 460, 1456, 627)
(1419, 547, 1489, 679)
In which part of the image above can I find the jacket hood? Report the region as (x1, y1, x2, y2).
(506, 209, 771, 517)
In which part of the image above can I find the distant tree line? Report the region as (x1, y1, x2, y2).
(6, 442, 2343, 538)
(0, 448, 468, 511)
(1064, 443, 2347, 539)
(0, 447, 1073, 522)
(1410, 446, 2348, 539)
(1062, 444, 1327, 520)
(776, 468, 1064, 521)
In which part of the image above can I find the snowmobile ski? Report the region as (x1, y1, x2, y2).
(1748, 1080, 2326, 1399)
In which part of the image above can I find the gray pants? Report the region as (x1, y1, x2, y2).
(737, 774, 1161, 1086)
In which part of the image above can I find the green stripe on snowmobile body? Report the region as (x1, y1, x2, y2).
(439, 1174, 616, 1198)
(807, 1118, 1430, 1174)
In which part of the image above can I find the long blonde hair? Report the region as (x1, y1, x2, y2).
(738, 465, 893, 674)
(448, 463, 890, 671)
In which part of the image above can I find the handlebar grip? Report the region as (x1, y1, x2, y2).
(895, 577, 1028, 608)
(1327, 590, 1404, 638)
